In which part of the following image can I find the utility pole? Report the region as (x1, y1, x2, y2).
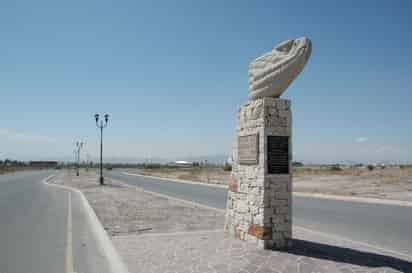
(75, 141, 84, 176)
(94, 113, 109, 185)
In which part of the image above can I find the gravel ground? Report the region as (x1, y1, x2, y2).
(51, 170, 224, 237)
(293, 168, 412, 202)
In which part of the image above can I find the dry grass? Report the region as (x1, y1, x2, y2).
(293, 166, 412, 201)
(0, 166, 27, 175)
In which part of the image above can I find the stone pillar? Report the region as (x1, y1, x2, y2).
(224, 97, 292, 249)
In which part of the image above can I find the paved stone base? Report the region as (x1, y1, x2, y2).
(113, 230, 410, 273)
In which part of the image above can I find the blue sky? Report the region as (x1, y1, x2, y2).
(1, 0, 411, 163)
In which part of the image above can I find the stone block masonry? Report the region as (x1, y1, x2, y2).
(224, 97, 292, 249)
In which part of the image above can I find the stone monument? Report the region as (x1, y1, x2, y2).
(224, 37, 312, 249)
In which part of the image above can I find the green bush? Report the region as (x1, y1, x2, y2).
(329, 164, 342, 171)
(144, 163, 162, 169)
(292, 161, 304, 167)
(367, 165, 375, 171)
(223, 163, 232, 171)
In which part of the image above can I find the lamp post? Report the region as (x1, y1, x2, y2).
(75, 141, 84, 176)
(86, 154, 91, 172)
(95, 113, 109, 185)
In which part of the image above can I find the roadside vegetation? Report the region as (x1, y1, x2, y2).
(0, 159, 64, 174)
(0, 159, 26, 174)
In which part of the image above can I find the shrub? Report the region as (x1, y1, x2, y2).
(292, 161, 304, 167)
(223, 163, 232, 172)
(329, 164, 342, 171)
(144, 163, 162, 169)
(367, 165, 375, 171)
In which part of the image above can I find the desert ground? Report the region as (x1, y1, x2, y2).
(125, 165, 412, 202)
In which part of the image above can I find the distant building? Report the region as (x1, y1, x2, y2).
(29, 161, 58, 169)
(172, 160, 193, 167)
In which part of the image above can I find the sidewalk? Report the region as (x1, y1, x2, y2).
(52, 170, 411, 273)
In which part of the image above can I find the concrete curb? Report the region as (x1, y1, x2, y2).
(111, 177, 226, 214)
(124, 172, 412, 207)
(42, 174, 130, 273)
(123, 172, 229, 189)
(293, 192, 412, 207)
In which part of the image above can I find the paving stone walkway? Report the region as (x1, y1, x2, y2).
(113, 230, 411, 273)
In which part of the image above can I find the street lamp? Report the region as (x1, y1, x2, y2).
(75, 141, 84, 176)
(95, 113, 109, 185)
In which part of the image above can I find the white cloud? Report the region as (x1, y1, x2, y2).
(355, 137, 368, 143)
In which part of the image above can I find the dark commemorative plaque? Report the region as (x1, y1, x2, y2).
(238, 134, 259, 165)
(267, 136, 289, 174)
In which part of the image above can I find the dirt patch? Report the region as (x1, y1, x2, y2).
(294, 167, 412, 201)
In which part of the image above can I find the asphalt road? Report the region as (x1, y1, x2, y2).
(0, 171, 111, 273)
(107, 170, 412, 258)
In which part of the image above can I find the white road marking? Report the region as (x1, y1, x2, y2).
(66, 192, 74, 273)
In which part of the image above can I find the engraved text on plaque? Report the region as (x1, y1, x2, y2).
(238, 134, 259, 165)
(267, 136, 289, 174)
